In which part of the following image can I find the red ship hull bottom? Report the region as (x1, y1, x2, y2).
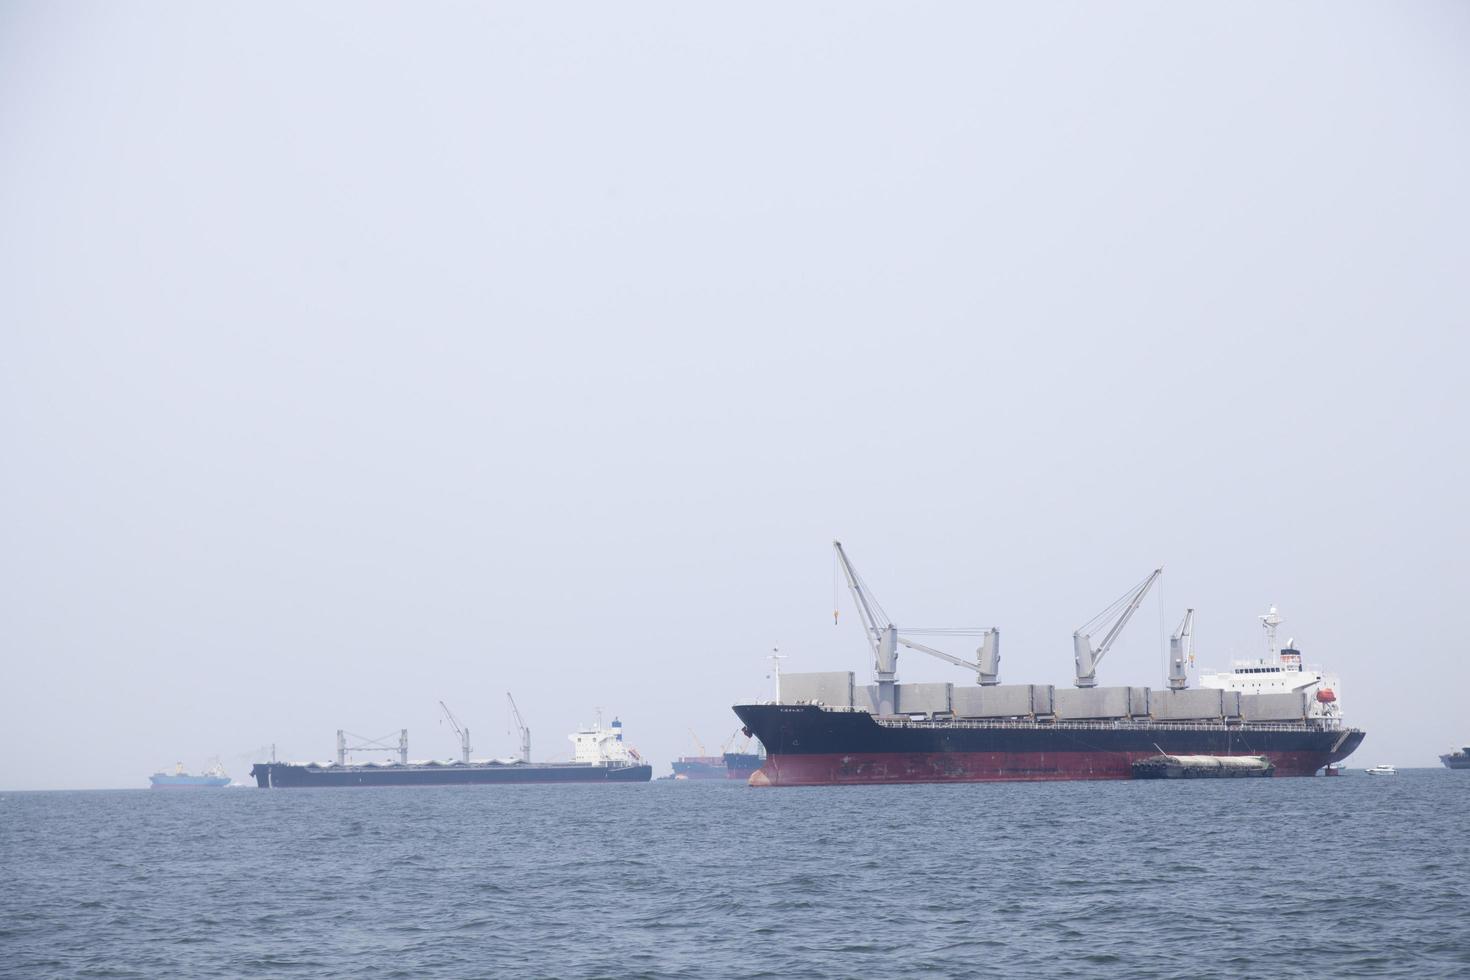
(749, 749, 1335, 786)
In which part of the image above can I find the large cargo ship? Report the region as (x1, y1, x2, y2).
(1441, 746, 1470, 770)
(149, 761, 230, 789)
(251, 713, 652, 788)
(732, 543, 1365, 787)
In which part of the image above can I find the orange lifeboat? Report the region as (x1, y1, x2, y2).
(1316, 688, 1337, 703)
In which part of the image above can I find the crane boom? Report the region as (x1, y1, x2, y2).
(833, 542, 1002, 709)
(898, 637, 973, 671)
(506, 692, 531, 764)
(438, 700, 471, 764)
(898, 631, 1000, 686)
(1168, 608, 1195, 691)
(833, 541, 898, 714)
(833, 541, 889, 661)
(1072, 567, 1163, 688)
(720, 728, 747, 753)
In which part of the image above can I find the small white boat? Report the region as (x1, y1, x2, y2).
(1364, 764, 1397, 776)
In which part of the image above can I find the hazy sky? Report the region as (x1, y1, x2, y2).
(3, 3, 1467, 789)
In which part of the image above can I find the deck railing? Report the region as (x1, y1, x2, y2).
(869, 716, 1348, 734)
(771, 703, 1349, 734)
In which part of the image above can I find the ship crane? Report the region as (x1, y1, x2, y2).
(438, 700, 472, 764)
(336, 729, 409, 766)
(833, 541, 1000, 716)
(1072, 567, 1163, 688)
(507, 692, 531, 764)
(1168, 608, 1195, 691)
(720, 728, 750, 753)
(897, 634, 1001, 682)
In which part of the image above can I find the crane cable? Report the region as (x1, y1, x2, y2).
(1157, 571, 1167, 685)
(1076, 569, 1156, 634)
(833, 546, 839, 626)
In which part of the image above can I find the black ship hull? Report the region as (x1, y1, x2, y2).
(250, 761, 652, 788)
(732, 704, 1364, 786)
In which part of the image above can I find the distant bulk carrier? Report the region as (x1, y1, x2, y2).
(250, 695, 652, 787)
(732, 543, 1365, 787)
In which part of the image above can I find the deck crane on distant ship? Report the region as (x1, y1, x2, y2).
(439, 701, 472, 764)
(832, 541, 1000, 715)
(507, 692, 531, 763)
(1072, 568, 1162, 687)
(1168, 608, 1196, 691)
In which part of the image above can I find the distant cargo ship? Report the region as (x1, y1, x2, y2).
(150, 761, 230, 789)
(668, 750, 766, 780)
(670, 755, 726, 779)
(733, 543, 1365, 786)
(251, 713, 652, 788)
(668, 731, 766, 779)
(722, 750, 764, 780)
(1441, 747, 1470, 770)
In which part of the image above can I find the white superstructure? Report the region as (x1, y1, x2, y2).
(1197, 605, 1342, 722)
(569, 716, 641, 765)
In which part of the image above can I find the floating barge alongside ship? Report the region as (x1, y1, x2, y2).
(1131, 753, 1274, 779)
(733, 543, 1365, 787)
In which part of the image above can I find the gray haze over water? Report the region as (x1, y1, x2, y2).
(2, 3, 1467, 789)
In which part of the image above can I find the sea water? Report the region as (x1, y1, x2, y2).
(3, 770, 1467, 978)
